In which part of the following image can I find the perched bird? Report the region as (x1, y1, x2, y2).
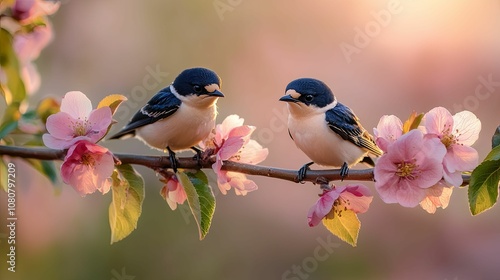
(279, 78, 382, 181)
(109, 67, 224, 172)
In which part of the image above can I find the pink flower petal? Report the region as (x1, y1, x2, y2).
(218, 137, 245, 160)
(217, 171, 258, 196)
(230, 172, 259, 196)
(228, 125, 255, 140)
(60, 141, 114, 196)
(387, 129, 424, 161)
(340, 185, 373, 214)
(43, 132, 92, 149)
(422, 136, 448, 162)
(216, 115, 245, 142)
(45, 111, 76, 140)
(31, 0, 60, 18)
(375, 129, 445, 208)
(43, 91, 113, 149)
(13, 24, 52, 63)
(42, 134, 66, 149)
(87, 106, 112, 142)
(420, 182, 453, 214)
(424, 107, 453, 136)
(216, 170, 232, 195)
(413, 159, 444, 189)
(307, 190, 339, 227)
(12, 0, 35, 20)
(62, 162, 94, 195)
(376, 177, 402, 204)
(237, 140, 269, 164)
(453, 111, 481, 146)
(443, 165, 463, 187)
(374, 115, 403, 152)
(395, 180, 427, 207)
(160, 176, 187, 210)
(60, 91, 93, 119)
(205, 114, 268, 196)
(22, 62, 40, 94)
(445, 145, 479, 173)
(373, 154, 397, 187)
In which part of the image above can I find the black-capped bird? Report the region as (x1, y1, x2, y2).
(279, 78, 382, 181)
(109, 67, 224, 172)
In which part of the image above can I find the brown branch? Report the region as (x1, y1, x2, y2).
(0, 145, 471, 185)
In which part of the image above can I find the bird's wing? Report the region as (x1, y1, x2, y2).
(325, 103, 383, 157)
(109, 87, 181, 139)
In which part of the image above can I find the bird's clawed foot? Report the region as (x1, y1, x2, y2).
(167, 147, 179, 173)
(191, 146, 203, 168)
(297, 161, 314, 183)
(340, 162, 349, 181)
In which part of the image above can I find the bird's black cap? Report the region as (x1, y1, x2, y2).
(173, 67, 222, 96)
(282, 78, 335, 108)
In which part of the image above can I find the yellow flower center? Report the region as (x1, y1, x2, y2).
(440, 124, 461, 148)
(81, 153, 95, 167)
(396, 161, 417, 179)
(70, 117, 91, 136)
(440, 134, 456, 148)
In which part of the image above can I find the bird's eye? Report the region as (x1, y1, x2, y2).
(193, 85, 203, 93)
(304, 95, 314, 102)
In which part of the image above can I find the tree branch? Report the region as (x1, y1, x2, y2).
(0, 145, 471, 185)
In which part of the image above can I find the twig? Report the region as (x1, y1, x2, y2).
(0, 145, 471, 185)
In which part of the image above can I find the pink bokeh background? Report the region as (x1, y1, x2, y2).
(1, 1, 500, 279)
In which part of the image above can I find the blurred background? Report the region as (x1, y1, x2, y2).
(1, 0, 500, 279)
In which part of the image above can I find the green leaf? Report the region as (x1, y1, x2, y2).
(468, 145, 500, 215)
(177, 170, 215, 240)
(402, 111, 424, 134)
(322, 208, 360, 247)
(492, 125, 500, 149)
(0, 158, 7, 192)
(36, 97, 60, 124)
(109, 164, 145, 244)
(0, 28, 26, 134)
(97, 94, 128, 116)
(0, 28, 25, 104)
(20, 17, 47, 33)
(0, 120, 18, 140)
(483, 144, 500, 162)
(23, 159, 58, 184)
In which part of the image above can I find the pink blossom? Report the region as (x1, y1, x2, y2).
(43, 91, 112, 149)
(200, 115, 268, 195)
(12, 0, 60, 22)
(424, 107, 481, 186)
(160, 174, 187, 211)
(12, 0, 60, 94)
(307, 184, 373, 227)
(373, 115, 403, 152)
(60, 140, 114, 196)
(0, 22, 53, 94)
(13, 24, 52, 63)
(374, 129, 446, 207)
(419, 181, 453, 214)
(21, 62, 41, 94)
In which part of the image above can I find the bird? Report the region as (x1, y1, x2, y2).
(279, 78, 382, 182)
(109, 67, 224, 172)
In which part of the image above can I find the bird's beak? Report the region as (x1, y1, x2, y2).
(208, 90, 224, 97)
(279, 95, 298, 103)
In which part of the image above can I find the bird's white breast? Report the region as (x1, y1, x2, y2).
(287, 104, 367, 167)
(136, 103, 217, 151)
